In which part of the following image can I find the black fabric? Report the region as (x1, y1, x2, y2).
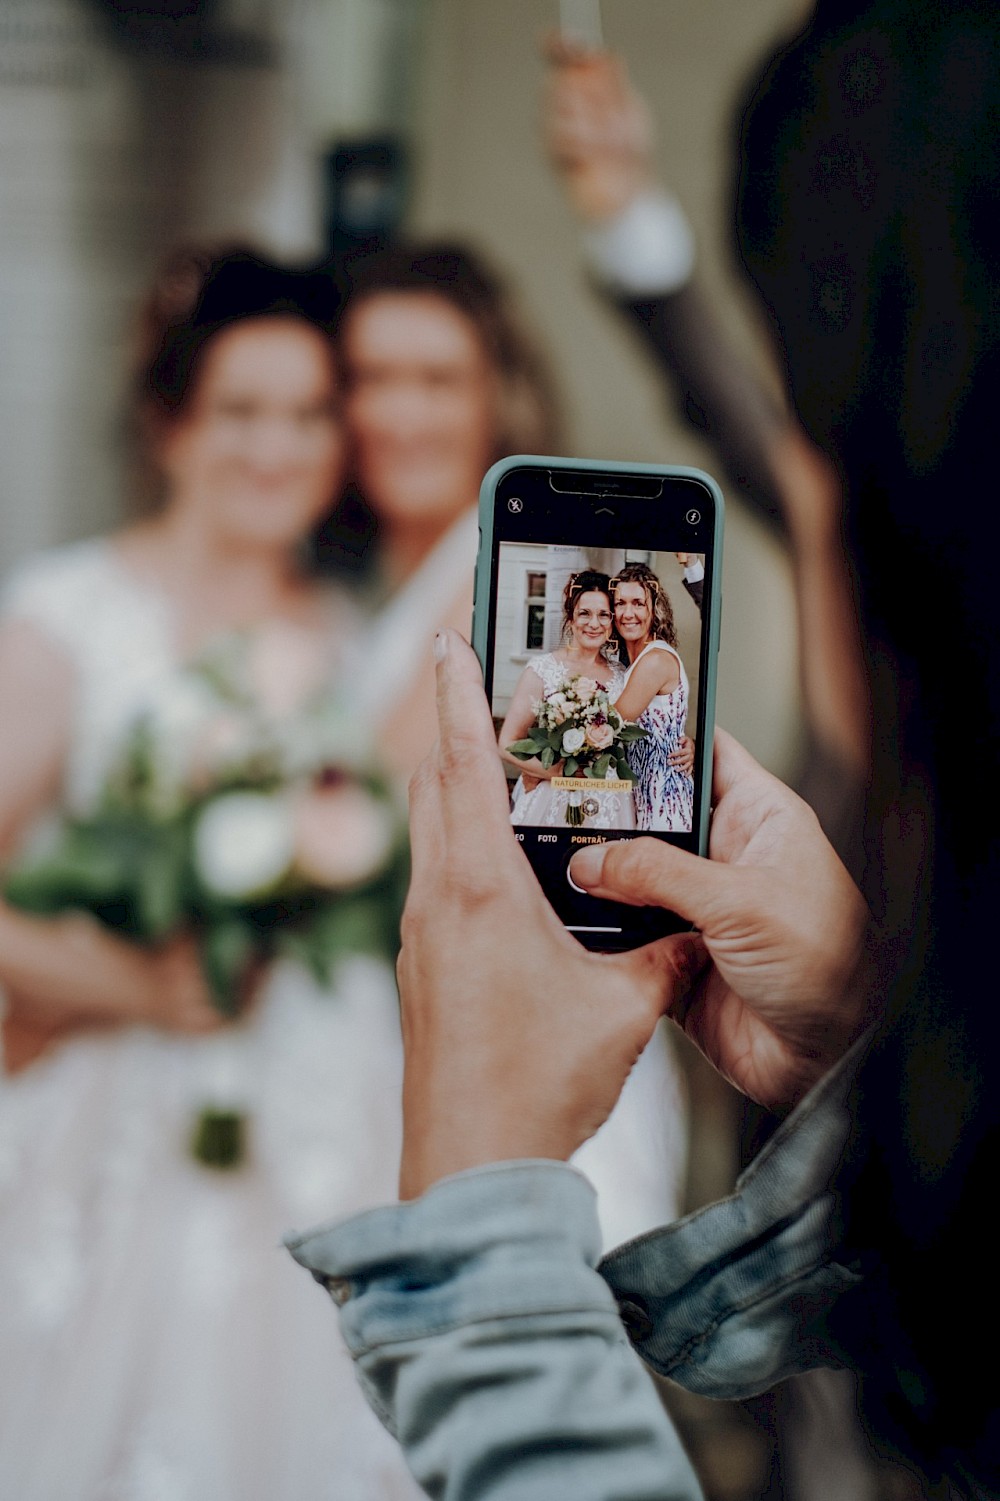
(735, 3, 1000, 1490)
(617, 282, 787, 534)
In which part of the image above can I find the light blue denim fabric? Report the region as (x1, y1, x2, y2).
(285, 1048, 863, 1501)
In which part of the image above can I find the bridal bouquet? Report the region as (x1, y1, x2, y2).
(3, 627, 408, 1165)
(505, 673, 647, 825)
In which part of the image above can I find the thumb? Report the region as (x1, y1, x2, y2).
(569, 836, 742, 934)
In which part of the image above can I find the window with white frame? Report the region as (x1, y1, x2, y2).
(524, 570, 547, 651)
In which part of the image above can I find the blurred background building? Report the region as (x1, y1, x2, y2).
(0, 0, 802, 774)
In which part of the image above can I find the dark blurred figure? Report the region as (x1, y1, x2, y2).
(547, 5, 1000, 1495)
(736, 2, 1000, 1493)
(543, 38, 870, 880)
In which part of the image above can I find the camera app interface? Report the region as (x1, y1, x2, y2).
(492, 542, 706, 837)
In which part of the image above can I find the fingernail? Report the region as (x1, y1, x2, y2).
(433, 630, 448, 663)
(570, 845, 606, 888)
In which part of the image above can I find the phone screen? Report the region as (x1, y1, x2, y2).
(479, 461, 721, 948)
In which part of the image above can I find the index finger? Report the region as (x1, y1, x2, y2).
(434, 629, 520, 850)
(710, 726, 773, 803)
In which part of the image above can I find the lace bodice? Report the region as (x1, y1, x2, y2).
(528, 651, 626, 700)
(2, 540, 177, 814)
(0, 539, 349, 817)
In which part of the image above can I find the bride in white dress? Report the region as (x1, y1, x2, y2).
(498, 570, 637, 831)
(0, 250, 420, 1500)
(338, 243, 687, 1248)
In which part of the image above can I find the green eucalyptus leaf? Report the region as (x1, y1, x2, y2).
(198, 917, 259, 1017)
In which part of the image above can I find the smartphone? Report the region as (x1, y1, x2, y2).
(473, 455, 723, 951)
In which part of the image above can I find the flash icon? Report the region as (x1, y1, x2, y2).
(508, 497, 523, 513)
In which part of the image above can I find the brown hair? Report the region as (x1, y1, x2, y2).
(129, 244, 341, 509)
(561, 570, 615, 657)
(340, 242, 563, 461)
(611, 562, 678, 649)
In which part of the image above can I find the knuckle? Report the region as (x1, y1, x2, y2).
(425, 863, 499, 914)
(604, 837, 663, 894)
(408, 756, 438, 809)
(436, 731, 491, 783)
(399, 903, 421, 949)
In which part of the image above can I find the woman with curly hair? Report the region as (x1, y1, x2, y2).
(611, 562, 694, 831)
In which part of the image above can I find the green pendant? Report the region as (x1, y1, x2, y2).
(190, 1107, 247, 1169)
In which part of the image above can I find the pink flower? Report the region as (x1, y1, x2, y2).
(575, 677, 598, 699)
(293, 783, 395, 889)
(585, 721, 614, 750)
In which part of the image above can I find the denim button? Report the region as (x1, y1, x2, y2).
(617, 1296, 653, 1343)
(313, 1272, 352, 1305)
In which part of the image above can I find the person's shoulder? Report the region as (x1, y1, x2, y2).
(522, 651, 565, 694)
(626, 641, 680, 690)
(632, 640, 680, 669)
(1, 535, 120, 655)
(0, 543, 110, 691)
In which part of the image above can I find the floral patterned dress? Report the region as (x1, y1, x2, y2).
(508, 653, 637, 830)
(624, 641, 694, 833)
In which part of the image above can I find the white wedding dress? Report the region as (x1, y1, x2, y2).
(359, 511, 689, 1252)
(508, 652, 638, 831)
(0, 541, 422, 1501)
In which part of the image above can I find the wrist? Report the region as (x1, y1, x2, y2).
(401, 1086, 576, 1200)
(401, 1128, 571, 1201)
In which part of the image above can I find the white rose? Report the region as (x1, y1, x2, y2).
(561, 727, 586, 755)
(193, 791, 295, 899)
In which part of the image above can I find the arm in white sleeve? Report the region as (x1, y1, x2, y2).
(581, 188, 696, 298)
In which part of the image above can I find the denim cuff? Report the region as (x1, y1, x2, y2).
(599, 1036, 869, 1394)
(286, 1160, 619, 1358)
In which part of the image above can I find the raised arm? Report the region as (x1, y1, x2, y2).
(612, 649, 680, 723)
(0, 620, 219, 1069)
(543, 40, 788, 533)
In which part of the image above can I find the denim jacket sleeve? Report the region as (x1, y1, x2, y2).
(599, 1033, 865, 1398)
(287, 1161, 704, 1499)
(285, 1042, 865, 1501)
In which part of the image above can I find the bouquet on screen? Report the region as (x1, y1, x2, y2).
(3, 629, 408, 1163)
(505, 672, 647, 825)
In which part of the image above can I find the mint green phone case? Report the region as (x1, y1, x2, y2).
(472, 454, 724, 858)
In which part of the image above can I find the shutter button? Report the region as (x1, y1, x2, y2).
(617, 1296, 653, 1343)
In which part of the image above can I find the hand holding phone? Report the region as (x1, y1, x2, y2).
(473, 455, 723, 951)
(396, 632, 868, 1198)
